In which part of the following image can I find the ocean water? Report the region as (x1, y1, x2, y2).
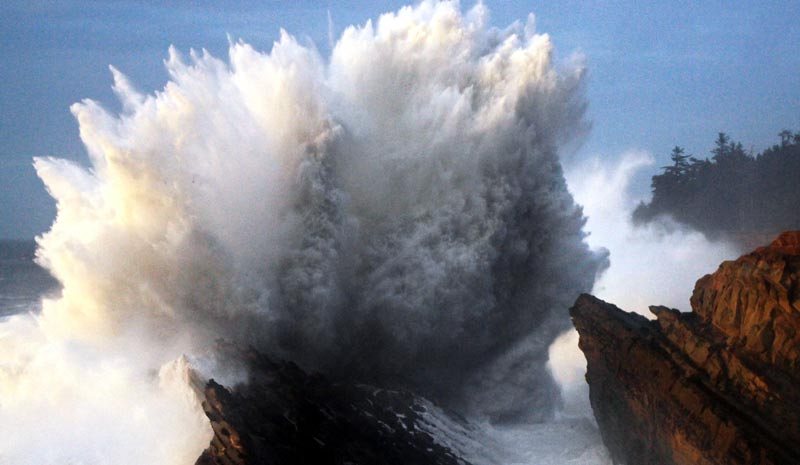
(0, 239, 612, 464)
(0, 240, 59, 317)
(0, 242, 612, 464)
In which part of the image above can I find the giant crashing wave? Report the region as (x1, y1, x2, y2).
(0, 2, 606, 464)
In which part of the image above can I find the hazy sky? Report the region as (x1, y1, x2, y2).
(1, 0, 798, 238)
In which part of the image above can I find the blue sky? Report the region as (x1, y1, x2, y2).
(1, 0, 798, 238)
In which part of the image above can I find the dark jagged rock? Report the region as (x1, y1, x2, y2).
(571, 231, 800, 465)
(194, 344, 469, 465)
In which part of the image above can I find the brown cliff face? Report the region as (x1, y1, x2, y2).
(571, 231, 800, 465)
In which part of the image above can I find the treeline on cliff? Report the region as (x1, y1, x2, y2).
(633, 130, 800, 244)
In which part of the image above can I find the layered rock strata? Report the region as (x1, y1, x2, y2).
(571, 231, 800, 465)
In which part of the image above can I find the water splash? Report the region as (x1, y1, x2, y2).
(1, 2, 607, 463)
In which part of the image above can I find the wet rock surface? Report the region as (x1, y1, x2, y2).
(571, 231, 800, 465)
(194, 345, 469, 465)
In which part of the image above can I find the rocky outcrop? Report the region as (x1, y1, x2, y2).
(194, 345, 469, 465)
(571, 231, 800, 465)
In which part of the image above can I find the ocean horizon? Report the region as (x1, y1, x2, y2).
(0, 239, 59, 317)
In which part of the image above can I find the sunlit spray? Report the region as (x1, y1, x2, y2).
(1, 2, 609, 464)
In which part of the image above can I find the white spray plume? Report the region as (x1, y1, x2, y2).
(1, 2, 609, 463)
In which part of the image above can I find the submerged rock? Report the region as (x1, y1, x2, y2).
(571, 231, 800, 465)
(194, 344, 469, 465)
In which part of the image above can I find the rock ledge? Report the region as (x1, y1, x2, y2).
(194, 345, 468, 465)
(571, 231, 800, 465)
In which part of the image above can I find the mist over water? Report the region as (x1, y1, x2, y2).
(566, 151, 738, 315)
(0, 2, 620, 463)
(547, 151, 740, 418)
